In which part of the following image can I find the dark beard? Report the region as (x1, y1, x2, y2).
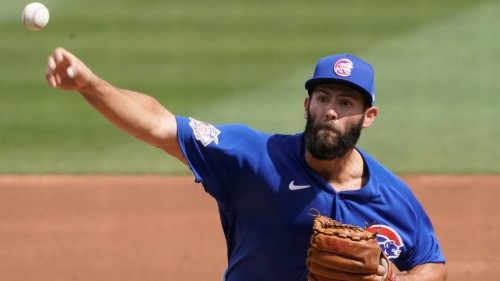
(304, 114, 365, 160)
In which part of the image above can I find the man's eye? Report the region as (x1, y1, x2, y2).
(340, 100, 352, 106)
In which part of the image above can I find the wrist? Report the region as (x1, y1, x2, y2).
(79, 74, 105, 97)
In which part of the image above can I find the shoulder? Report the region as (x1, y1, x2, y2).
(358, 148, 419, 203)
(267, 133, 304, 157)
(359, 148, 409, 189)
(177, 116, 271, 144)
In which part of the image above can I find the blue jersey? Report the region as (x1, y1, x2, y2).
(176, 116, 445, 281)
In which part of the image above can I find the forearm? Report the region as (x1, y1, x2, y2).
(79, 76, 175, 148)
(396, 263, 447, 281)
(45, 47, 186, 163)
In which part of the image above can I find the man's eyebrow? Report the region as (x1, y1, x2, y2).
(316, 87, 356, 96)
(338, 92, 356, 98)
(315, 87, 334, 94)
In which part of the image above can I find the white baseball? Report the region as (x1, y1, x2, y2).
(22, 2, 50, 31)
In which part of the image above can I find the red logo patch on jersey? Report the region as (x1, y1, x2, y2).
(334, 59, 354, 77)
(367, 225, 404, 259)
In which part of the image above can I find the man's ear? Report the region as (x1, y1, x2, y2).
(362, 107, 378, 128)
(304, 97, 310, 119)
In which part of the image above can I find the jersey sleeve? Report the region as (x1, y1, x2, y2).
(175, 116, 268, 205)
(397, 193, 446, 270)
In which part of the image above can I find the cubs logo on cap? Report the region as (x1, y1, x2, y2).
(305, 53, 376, 106)
(334, 59, 353, 77)
(367, 225, 404, 259)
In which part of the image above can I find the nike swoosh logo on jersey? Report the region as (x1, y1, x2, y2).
(288, 181, 311, 190)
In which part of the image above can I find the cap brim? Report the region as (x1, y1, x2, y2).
(305, 78, 372, 104)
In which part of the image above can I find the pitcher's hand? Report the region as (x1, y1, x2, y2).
(45, 47, 95, 92)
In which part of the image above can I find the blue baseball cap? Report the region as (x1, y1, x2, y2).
(305, 54, 376, 106)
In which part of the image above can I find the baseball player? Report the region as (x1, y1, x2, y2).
(45, 48, 447, 281)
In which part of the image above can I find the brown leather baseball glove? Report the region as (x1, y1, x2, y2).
(306, 211, 397, 281)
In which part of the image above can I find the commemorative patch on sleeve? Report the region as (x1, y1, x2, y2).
(189, 117, 221, 146)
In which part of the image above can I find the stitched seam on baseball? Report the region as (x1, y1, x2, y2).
(33, 7, 43, 28)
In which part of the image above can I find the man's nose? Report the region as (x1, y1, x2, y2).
(325, 106, 338, 120)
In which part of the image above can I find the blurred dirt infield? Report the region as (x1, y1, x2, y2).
(0, 175, 498, 281)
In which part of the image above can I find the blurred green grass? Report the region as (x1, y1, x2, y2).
(0, 0, 498, 174)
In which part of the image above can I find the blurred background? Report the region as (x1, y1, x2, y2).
(1, 0, 499, 174)
(1, 2, 499, 280)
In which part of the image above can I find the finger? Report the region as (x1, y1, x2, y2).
(55, 73, 62, 87)
(55, 47, 68, 56)
(46, 74, 57, 88)
(54, 48, 64, 64)
(67, 66, 75, 78)
(377, 264, 386, 277)
(44, 62, 57, 88)
(55, 47, 77, 67)
(47, 56, 56, 71)
(45, 69, 56, 88)
(55, 48, 78, 77)
(61, 49, 76, 65)
(373, 266, 385, 281)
